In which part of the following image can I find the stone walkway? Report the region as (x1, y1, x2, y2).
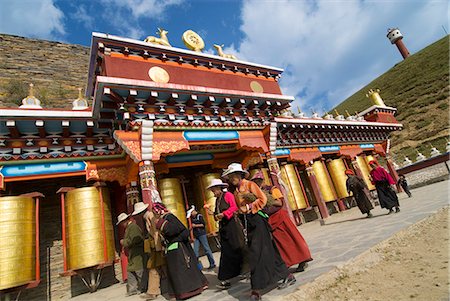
(72, 180, 449, 301)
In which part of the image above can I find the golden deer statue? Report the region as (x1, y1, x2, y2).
(213, 44, 237, 60)
(144, 28, 171, 47)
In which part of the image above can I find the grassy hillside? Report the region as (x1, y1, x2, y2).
(0, 34, 89, 108)
(333, 35, 449, 163)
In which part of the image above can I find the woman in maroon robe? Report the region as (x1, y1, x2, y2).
(251, 172, 312, 272)
(369, 160, 400, 214)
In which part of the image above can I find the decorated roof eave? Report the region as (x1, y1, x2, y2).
(358, 105, 397, 117)
(274, 117, 403, 129)
(0, 151, 126, 166)
(275, 140, 387, 150)
(0, 108, 93, 119)
(87, 32, 284, 97)
(92, 76, 295, 117)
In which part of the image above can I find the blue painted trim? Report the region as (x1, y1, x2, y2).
(183, 130, 239, 141)
(360, 144, 375, 149)
(274, 149, 291, 156)
(165, 153, 214, 164)
(319, 145, 340, 152)
(1, 161, 86, 177)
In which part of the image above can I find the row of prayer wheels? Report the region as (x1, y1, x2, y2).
(0, 186, 117, 292)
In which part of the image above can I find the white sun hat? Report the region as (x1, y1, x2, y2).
(116, 212, 129, 225)
(206, 179, 229, 190)
(221, 163, 249, 178)
(186, 205, 196, 219)
(132, 202, 149, 216)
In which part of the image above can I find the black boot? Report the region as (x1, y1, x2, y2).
(387, 209, 394, 215)
(395, 207, 400, 213)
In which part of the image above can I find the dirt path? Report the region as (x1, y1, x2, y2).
(286, 207, 449, 301)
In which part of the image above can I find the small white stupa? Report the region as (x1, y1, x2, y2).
(403, 156, 412, 166)
(323, 112, 334, 120)
(311, 111, 322, 119)
(430, 144, 441, 157)
(446, 140, 450, 153)
(72, 88, 89, 110)
(416, 151, 426, 162)
(19, 83, 42, 109)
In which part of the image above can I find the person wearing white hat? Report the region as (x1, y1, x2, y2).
(222, 163, 295, 300)
(187, 205, 216, 270)
(206, 178, 244, 290)
(118, 211, 145, 296)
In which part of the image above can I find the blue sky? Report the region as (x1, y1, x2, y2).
(1, 0, 448, 114)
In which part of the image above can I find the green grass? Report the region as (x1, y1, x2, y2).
(333, 35, 449, 161)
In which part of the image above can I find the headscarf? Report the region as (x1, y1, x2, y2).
(152, 202, 168, 215)
(345, 169, 355, 175)
(368, 160, 379, 166)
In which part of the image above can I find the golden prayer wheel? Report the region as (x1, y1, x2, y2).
(312, 160, 336, 202)
(249, 168, 272, 186)
(356, 156, 376, 190)
(0, 196, 37, 290)
(281, 164, 307, 210)
(158, 178, 188, 228)
(365, 155, 376, 166)
(196, 173, 220, 234)
(327, 158, 350, 198)
(65, 187, 115, 271)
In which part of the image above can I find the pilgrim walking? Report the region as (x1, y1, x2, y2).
(250, 171, 312, 272)
(187, 206, 216, 270)
(153, 202, 208, 300)
(222, 163, 295, 301)
(369, 160, 400, 214)
(206, 179, 245, 289)
(117, 212, 145, 296)
(397, 174, 412, 197)
(131, 202, 166, 300)
(345, 170, 374, 218)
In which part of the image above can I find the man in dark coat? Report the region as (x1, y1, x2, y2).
(345, 169, 374, 218)
(397, 174, 412, 197)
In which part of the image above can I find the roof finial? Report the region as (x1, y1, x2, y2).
(78, 87, 83, 99)
(345, 110, 351, 117)
(334, 109, 340, 116)
(297, 106, 301, 114)
(29, 83, 34, 97)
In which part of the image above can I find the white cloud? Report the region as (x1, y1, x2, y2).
(99, 0, 184, 39)
(235, 0, 448, 112)
(70, 5, 94, 30)
(0, 0, 65, 39)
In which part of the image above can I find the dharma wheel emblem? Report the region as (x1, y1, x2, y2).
(148, 66, 170, 83)
(182, 30, 205, 52)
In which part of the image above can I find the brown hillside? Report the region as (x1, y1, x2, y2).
(333, 35, 449, 162)
(0, 34, 89, 108)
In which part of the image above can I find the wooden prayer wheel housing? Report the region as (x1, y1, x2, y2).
(280, 164, 307, 210)
(312, 160, 336, 202)
(64, 187, 115, 271)
(327, 158, 350, 198)
(356, 155, 376, 190)
(0, 195, 40, 291)
(158, 178, 188, 227)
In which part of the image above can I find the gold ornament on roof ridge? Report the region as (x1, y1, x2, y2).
(213, 44, 237, 60)
(366, 88, 386, 107)
(345, 110, 351, 117)
(182, 30, 205, 52)
(144, 28, 171, 47)
(20, 83, 42, 108)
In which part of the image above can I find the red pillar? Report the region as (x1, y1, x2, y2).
(395, 39, 410, 59)
(306, 166, 329, 219)
(139, 160, 158, 207)
(386, 157, 400, 191)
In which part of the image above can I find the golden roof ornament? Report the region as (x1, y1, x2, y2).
(20, 83, 42, 109)
(182, 30, 205, 52)
(144, 28, 171, 47)
(72, 87, 89, 110)
(213, 44, 237, 60)
(366, 88, 386, 107)
(334, 109, 345, 120)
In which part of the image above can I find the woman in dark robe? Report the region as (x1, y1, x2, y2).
(205, 179, 245, 289)
(250, 171, 312, 272)
(345, 169, 374, 218)
(368, 160, 400, 214)
(222, 163, 295, 301)
(153, 202, 208, 300)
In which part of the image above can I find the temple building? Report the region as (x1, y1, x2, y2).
(0, 31, 402, 300)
